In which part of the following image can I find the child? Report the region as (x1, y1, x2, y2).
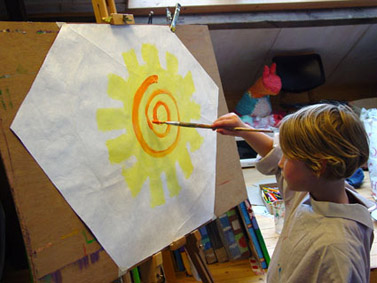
(213, 103, 374, 282)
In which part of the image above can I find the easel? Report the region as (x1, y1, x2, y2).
(92, 0, 134, 25)
(0, 12, 247, 283)
(90, 1, 214, 282)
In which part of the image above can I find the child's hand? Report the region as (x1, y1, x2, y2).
(212, 112, 250, 136)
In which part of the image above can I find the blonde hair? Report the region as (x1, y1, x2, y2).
(279, 103, 369, 179)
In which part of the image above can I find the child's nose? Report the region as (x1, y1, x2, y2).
(278, 156, 285, 169)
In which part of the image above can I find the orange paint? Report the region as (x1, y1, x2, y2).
(153, 101, 169, 123)
(145, 89, 179, 138)
(132, 75, 181, 157)
(151, 100, 170, 138)
(35, 242, 53, 253)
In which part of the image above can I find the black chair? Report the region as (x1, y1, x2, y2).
(272, 53, 325, 93)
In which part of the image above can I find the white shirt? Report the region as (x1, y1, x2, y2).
(256, 147, 374, 283)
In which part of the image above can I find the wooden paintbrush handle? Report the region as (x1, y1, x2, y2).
(232, 127, 273, 133)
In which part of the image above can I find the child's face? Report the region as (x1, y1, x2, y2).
(278, 154, 318, 192)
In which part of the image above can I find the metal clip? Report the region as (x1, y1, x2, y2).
(170, 3, 181, 32)
(148, 11, 154, 24)
(166, 8, 172, 24)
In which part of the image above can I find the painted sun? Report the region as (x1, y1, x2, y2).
(96, 43, 204, 207)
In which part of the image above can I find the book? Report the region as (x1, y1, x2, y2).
(244, 199, 270, 265)
(185, 248, 201, 281)
(206, 221, 229, 262)
(226, 207, 251, 259)
(172, 249, 185, 272)
(179, 247, 192, 276)
(198, 225, 217, 264)
(238, 201, 268, 269)
(216, 214, 242, 260)
(131, 267, 141, 283)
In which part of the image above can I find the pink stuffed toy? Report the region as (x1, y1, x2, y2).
(235, 63, 282, 117)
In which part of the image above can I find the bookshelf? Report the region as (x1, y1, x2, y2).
(242, 168, 280, 258)
(174, 168, 279, 282)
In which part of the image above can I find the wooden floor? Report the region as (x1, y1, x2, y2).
(175, 259, 265, 283)
(176, 265, 377, 283)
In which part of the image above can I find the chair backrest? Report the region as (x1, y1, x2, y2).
(272, 53, 325, 93)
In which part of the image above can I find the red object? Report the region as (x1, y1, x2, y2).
(248, 63, 282, 98)
(262, 63, 282, 94)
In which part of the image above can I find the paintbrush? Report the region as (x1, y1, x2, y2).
(152, 120, 274, 133)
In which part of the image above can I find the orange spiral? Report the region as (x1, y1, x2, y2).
(132, 75, 180, 157)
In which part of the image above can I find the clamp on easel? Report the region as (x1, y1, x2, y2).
(169, 3, 181, 32)
(91, 0, 135, 25)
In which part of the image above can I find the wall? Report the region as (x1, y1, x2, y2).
(210, 23, 377, 112)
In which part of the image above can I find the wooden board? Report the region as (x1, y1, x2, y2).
(174, 26, 247, 217)
(0, 21, 246, 282)
(210, 28, 281, 111)
(126, 0, 377, 15)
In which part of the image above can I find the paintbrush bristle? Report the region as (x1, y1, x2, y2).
(152, 120, 164, 124)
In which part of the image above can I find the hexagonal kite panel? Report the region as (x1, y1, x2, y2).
(11, 24, 218, 271)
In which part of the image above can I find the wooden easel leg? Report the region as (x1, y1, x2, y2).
(161, 248, 177, 282)
(121, 271, 132, 283)
(138, 252, 164, 283)
(185, 231, 214, 283)
(91, 0, 109, 23)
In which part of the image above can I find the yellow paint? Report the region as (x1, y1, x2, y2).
(61, 229, 80, 240)
(97, 44, 203, 207)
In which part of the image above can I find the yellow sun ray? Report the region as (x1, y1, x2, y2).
(97, 43, 204, 207)
(97, 108, 127, 131)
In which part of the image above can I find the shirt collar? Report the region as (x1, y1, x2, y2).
(310, 189, 374, 229)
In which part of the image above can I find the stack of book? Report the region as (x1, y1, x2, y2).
(238, 199, 270, 269)
(170, 198, 270, 278)
(196, 199, 270, 270)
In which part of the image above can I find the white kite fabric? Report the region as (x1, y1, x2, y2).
(11, 24, 218, 271)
